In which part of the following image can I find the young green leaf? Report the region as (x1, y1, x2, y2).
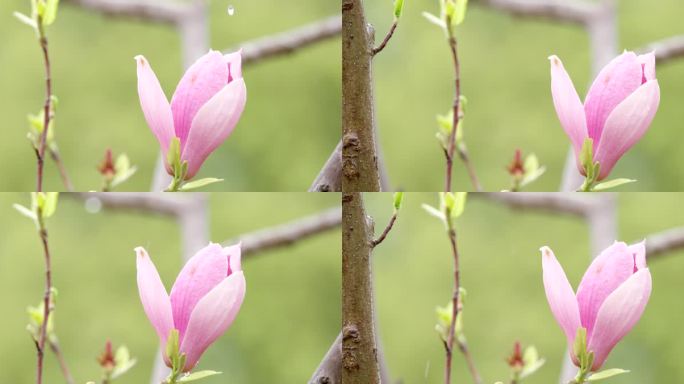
(422, 11, 446, 29)
(177, 370, 222, 382)
(43, 0, 59, 25)
(393, 192, 404, 211)
(393, 0, 404, 19)
(452, 0, 468, 26)
(42, 192, 58, 218)
(14, 204, 37, 221)
(14, 11, 37, 29)
(449, 192, 467, 219)
(586, 368, 630, 381)
(179, 178, 224, 191)
(592, 178, 636, 191)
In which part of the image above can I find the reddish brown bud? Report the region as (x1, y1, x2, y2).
(507, 340, 524, 370)
(97, 340, 116, 371)
(507, 149, 525, 176)
(98, 149, 116, 178)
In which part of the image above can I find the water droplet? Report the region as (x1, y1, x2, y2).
(227, 5, 235, 16)
(85, 197, 102, 214)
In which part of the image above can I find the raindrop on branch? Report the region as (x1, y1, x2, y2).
(227, 5, 235, 16)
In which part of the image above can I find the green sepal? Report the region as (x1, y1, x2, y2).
(165, 329, 180, 365)
(579, 138, 594, 178)
(573, 327, 587, 363)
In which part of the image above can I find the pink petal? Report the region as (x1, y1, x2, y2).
(629, 241, 647, 270)
(224, 50, 243, 82)
(225, 243, 242, 275)
(169, 243, 228, 341)
(170, 50, 229, 148)
(637, 52, 656, 83)
(593, 80, 660, 180)
(541, 247, 581, 347)
(181, 78, 247, 179)
(135, 55, 175, 159)
(576, 242, 635, 339)
(180, 271, 246, 371)
(587, 268, 652, 370)
(584, 52, 643, 144)
(135, 247, 174, 349)
(549, 55, 588, 162)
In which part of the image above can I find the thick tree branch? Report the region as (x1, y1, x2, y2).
(640, 35, 684, 64)
(309, 334, 342, 384)
(342, 193, 379, 383)
(310, 140, 342, 192)
(229, 16, 341, 65)
(342, 0, 381, 192)
(223, 207, 341, 256)
(474, 0, 599, 25)
(64, 0, 194, 24)
(477, 192, 594, 217)
(646, 227, 684, 259)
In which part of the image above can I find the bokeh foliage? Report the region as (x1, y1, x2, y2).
(0, 192, 340, 383)
(369, 0, 684, 191)
(366, 192, 684, 383)
(0, 0, 339, 191)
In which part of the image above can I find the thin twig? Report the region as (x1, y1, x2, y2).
(36, 21, 53, 192)
(371, 212, 397, 247)
(372, 20, 398, 56)
(49, 339, 75, 384)
(36, 217, 52, 384)
(49, 147, 74, 191)
(444, 222, 460, 384)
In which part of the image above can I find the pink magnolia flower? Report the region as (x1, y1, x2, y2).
(541, 242, 651, 371)
(136, 243, 246, 371)
(136, 50, 247, 180)
(549, 52, 660, 180)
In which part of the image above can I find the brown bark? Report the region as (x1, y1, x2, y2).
(342, 193, 379, 383)
(342, 0, 381, 192)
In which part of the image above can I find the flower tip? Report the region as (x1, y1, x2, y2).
(539, 246, 552, 257)
(135, 55, 147, 66)
(548, 55, 560, 64)
(135, 246, 148, 259)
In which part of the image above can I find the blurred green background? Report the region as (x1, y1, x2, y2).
(366, 192, 684, 383)
(368, 0, 684, 191)
(0, 0, 339, 191)
(0, 192, 340, 383)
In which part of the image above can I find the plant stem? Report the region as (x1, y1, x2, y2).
(49, 339, 75, 384)
(443, 209, 481, 384)
(444, 20, 461, 192)
(443, 21, 481, 192)
(49, 147, 74, 191)
(444, 217, 460, 384)
(36, 214, 52, 384)
(36, 20, 53, 192)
